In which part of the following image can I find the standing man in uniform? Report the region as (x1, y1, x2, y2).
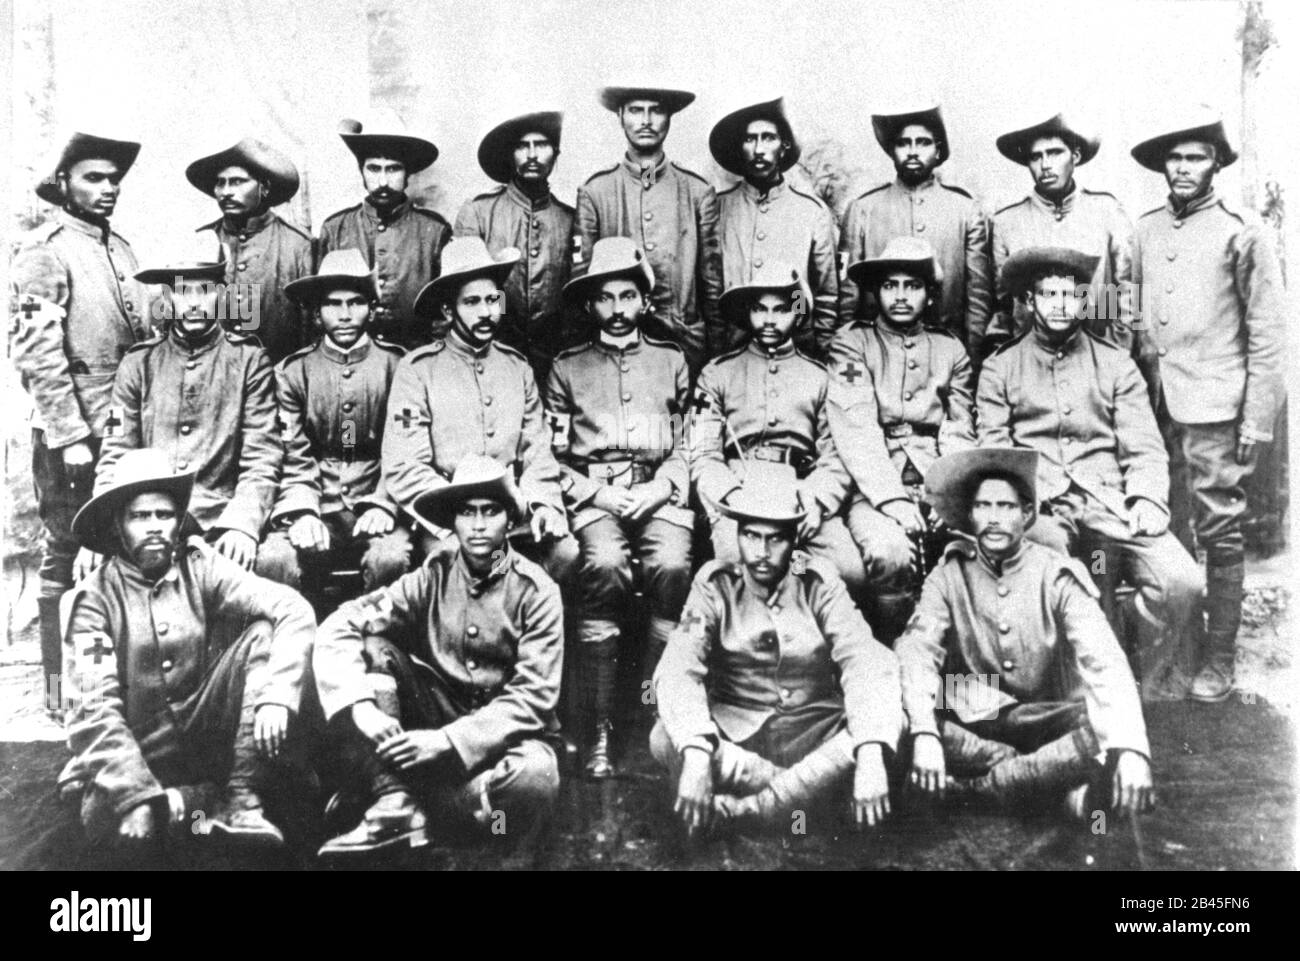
(1130, 113, 1286, 702)
(987, 112, 1134, 353)
(319, 112, 452, 349)
(709, 96, 838, 358)
(11, 131, 151, 697)
(455, 110, 575, 380)
(187, 137, 314, 364)
(544, 238, 693, 779)
(838, 103, 992, 361)
(573, 83, 723, 374)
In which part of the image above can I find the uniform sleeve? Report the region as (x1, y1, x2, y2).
(652, 576, 724, 754)
(269, 361, 322, 521)
(824, 334, 909, 507)
(836, 199, 865, 324)
(10, 247, 92, 448)
(542, 361, 600, 511)
(894, 569, 956, 740)
(380, 359, 442, 515)
(687, 365, 742, 507)
(938, 345, 977, 453)
(1234, 222, 1286, 443)
(516, 363, 566, 515)
(214, 347, 282, 538)
(696, 186, 726, 358)
(1113, 354, 1169, 512)
(453, 199, 482, 239)
(652, 353, 692, 497)
(984, 217, 1015, 357)
(93, 354, 145, 495)
(315, 217, 339, 264)
(805, 376, 851, 515)
(570, 186, 598, 280)
(1106, 204, 1136, 350)
(963, 201, 994, 361)
(975, 355, 1014, 449)
(313, 567, 432, 720)
(441, 576, 565, 771)
(810, 205, 841, 358)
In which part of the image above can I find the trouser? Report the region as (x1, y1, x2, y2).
(937, 699, 1092, 775)
(845, 495, 917, 642)
(709, 511, 866, 599)
(255, 510, 413, 592)
(333, 636, 559, 837)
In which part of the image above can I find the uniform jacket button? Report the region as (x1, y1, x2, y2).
(768, 363, 778, 373)
(483, 396, 493, 406)
(377, 224, 387, 232)
(996, 585, 1008, 597)
(643, 212, 653, 222)
(161, 659, 173, 671)
(622, 393, 631, 403)
(646, 242, 657, 252)
(1002, 659, 1015, 671)
(916, 223, 927, 232)
(343, 401, 355, 412)
(998, 622, 1011, 633)
(342, 369, 353, 378)
(756, 231, 766, 241)
(466, 659, 477, 670)
(157, 623, 169, 635)
(753, 257, 763, 267)
(467, 625, 479, 637)
(180, 424, 192, 435)
(620, 363, 630, 372)
(780, 688, 792, 699)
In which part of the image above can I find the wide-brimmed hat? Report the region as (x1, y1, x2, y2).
(716, 462, 806, 526)
(284, 248, 377, 305)
(338, 109, 439, 174)
(847, 236, 943, 290)
(1000, 246, 1100, 298)
(563, 237, 655, 303)
(71, 448, 196, 556)
(35, 132, 141, 205)
(185, 137, 301, 207)
(413, 454, 526, 531)
(719, 261, 813, 328)
(1130, 109, 1238, 172)
(412, 237, 520, 316)
(995, 112, 1100, 167)
(477, 110, 563, 184)
(708, 96, 802, 177)
(871, 102, 950, 166)
(925, 447, 1039, 535)
(134, 261, 227, 286)
(598, 84, 696, 114)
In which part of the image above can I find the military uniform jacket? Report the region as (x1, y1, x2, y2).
(381, 331, 564, 523)
(827, 320, 975, 491)
(978, 326, 1169, 518)
(838, 176, 992, 357)
(573, 155, 724, 371)
(196, 209, 314, 364)
(717, 178, 839, 356)
(58, 546, 314, 831)
(96, 323, 282, 539)
(273, 334, 405, 522)
(454, 181, 576, 366)
(10, 210, 151, 448)
(989, 184, 1135, 348)
(654, 556, 902, 755)
(314, 546, 563, 772)
(318, 199, 452, 349)
(543, 334, 693, 532)
(1132, 190, 1286, 442)
(690, 340, 849, 514)
(896, 539, 1150, 758)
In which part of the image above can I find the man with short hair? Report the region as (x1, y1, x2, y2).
(1129, 112, 1286, 702)
(573, 84, 723, 373)
(318, 112, 452, 349)
(59, 448, 314, 850)
(838, 103, 992, 360)
(455, 110, 576, 379)
(899, 447, 1155, 820)
(187, 137, 314, 364)
(987, 113, 1134, 353)
(314, 456, 563, 857)
(710, 96, 838, 358)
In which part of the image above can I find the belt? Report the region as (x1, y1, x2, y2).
(581, 460, 654, 487)
(882, 422, 939, 440)
(725, 442, 813, 477)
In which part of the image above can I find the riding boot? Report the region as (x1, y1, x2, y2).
(576, 628, 620, 779)
(1191, 550, 1243, 703)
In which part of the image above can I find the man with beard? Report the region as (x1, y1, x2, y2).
(899, 447, 1155, 820)
(1129, 111, 1285, 702)
(58, 448, 314, 850)
(709, 96, 838, 358)
(455, 110, 575, 380)
(977, 247, 1203, 700)
(573, 84, 723, 374)
(11, 131, 152, 709)
(187, 137, 313, 364)
(987, 113, 1134, 353)
(838, 103, 992, 361)
(318, 111, 452, 348)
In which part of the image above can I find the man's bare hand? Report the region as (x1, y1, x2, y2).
(852, 743, 891, 828)
(593, 485, 636, 517)
(352, 700, 402, 745)
(530, 504, 569, 542)
(118, 802, 156, 842)
(797, 494, 825, 544)
(880, 499, 925, 535)
(623, 478, 673, 523)
(909, 732, 946, 795)
(214, 530, 258, 569)
(674, 746, 714, 837)
(254, 704, 290, 759)
(74, 546, 103, 582)
(287, 514, 330, 552)
(353, 508, 395, 537)
(376, 728, 452, 771)
(1111, 750, 1156, 818)
(1127, 498, 1168, 538)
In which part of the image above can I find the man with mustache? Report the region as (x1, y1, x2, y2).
(827, 237, 976, 643)
(838, 103, 992, 362)
(255, 249, 413, 596)
(651, 466, 901, 834)
(977, 247, 1203, 700)
(318, 112, 452, 349)
(58, 448, 314, 851)
(709, 97, 838, 359)
(11, 131, 152, 710)
(187, 137, 313, 364)
(314, 456, 562, 858)
(573, 84, 723, 374)
(898, 447, 1155, 821)
(543, 238, 693, 779)
(455, 110, 575, 381)
(986, 113, 1134, 355)
(1129, 112, 1285, 703)
(382, 237, 577, 583)
(689, 263, 863, 601)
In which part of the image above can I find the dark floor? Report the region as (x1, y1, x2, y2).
(1, 696, 1292, 871)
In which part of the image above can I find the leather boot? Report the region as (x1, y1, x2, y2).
(1191, 554, 1243, 703)
(713, 732, 854, 829)
(713, 741, 783, 796)
(946, 726, 1100, 807)
(576, 631, 620, 779)
(37, 593, 65, 721)
(317, 790, 428, 857)
(209, 704, 286, 849)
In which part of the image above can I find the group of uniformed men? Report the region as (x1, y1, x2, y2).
(9, 82, 1284, 859)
